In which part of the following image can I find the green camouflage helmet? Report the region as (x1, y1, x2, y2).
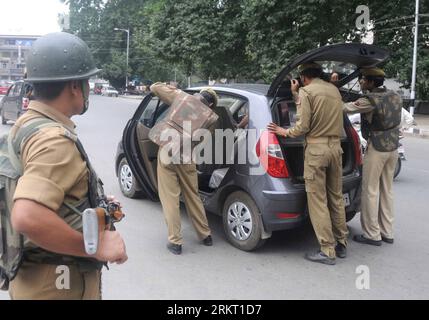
(26, 32, 101, 83)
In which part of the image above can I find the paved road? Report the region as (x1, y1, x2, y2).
(1, 95, 428, 300)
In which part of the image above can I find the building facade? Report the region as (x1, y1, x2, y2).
(0, 35, 40, 81)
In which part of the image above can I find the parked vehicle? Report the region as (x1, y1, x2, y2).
(101, 86, 119, 97)
(0, 80, 13, 95)
(94, 82, 109, 95)
(119, 85, 145, 96)
(116, 43, 389, 251)
(0, 80, 33, 124)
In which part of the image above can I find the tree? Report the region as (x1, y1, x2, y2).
(241, 0, 363, 82)
(148, 0, 253, 81)
(68, 0, 428, 98)
(365, 0, 429, 100)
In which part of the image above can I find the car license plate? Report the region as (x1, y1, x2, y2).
(343, 193, 350, 207)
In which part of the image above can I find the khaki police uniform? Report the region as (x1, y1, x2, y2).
(284, 78, 348, 258)
(150, 83, 211, 245)
(343, 90, 398, 241)
(9, 101, 101, 300)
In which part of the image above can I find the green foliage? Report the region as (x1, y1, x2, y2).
(68, 0, 429, 99)
(365, 0, 429, 100)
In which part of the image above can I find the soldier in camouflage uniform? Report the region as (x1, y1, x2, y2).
(8, 33, 127, 299)
(343, 67, 402, 246)
(150, 83, 219, 255)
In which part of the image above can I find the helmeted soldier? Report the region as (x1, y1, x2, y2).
(343, 67, 402, 246)
(149, 83, 218, 255)
(268, 62, 348, 265)
(8, 32, 127, 299)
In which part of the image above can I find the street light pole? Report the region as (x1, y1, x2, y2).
(410, 0, 419, 116)
(114, 27, 130, 90)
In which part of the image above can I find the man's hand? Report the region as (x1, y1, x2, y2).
(291, 79, 300, 94)
(95, 230, 128, 264)
(106, 195, 122, 209)
(267, 123, 287, 137)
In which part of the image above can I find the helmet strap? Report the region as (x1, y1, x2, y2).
(80, 80, 90, 115)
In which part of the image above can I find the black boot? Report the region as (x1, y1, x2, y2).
(381, 236, 394, 244)
(202, 235, 213, 246)
(335, 243, 347, 258)
(167, 242, 182, 255)
(353, 234, 382, 246)
(305, 251, 336, 265)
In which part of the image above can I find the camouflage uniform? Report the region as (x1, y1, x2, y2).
(284, 77, 348, 259)
(150, 83, 215, 246)
(9, 101, 101, 300)
(4, 32, 106, 299)
(343, 87, 402, 241)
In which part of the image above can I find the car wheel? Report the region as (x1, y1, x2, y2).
(223, 191, 266, 251)
(118, 157, 143, 198)
(346, 211, 357, 222)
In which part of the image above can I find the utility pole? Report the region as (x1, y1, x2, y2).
(114, 28, 130, 90)
(410, 0, 420, 116)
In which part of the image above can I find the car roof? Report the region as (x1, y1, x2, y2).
(190, 83, 269, 96)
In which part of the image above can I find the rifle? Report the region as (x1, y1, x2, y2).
(65, 197, 125, 255)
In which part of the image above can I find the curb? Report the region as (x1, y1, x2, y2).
(403, 127, 429, 139)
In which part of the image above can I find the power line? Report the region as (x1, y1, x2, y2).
(374, 14, 429, 25)
(369, 23, 429, 33)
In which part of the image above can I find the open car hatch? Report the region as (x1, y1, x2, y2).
(268, 43, 390, 97)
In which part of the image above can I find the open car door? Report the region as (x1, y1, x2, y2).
(122, 94, 167, 201)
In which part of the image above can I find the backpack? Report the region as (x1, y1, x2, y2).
(0, 118, 65, 290)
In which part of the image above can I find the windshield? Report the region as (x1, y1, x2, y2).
(287, 60, 358, 84)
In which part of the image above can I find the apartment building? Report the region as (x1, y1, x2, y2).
(0, 35, 40, 81)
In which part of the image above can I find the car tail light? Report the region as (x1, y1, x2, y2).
(348, 126, 362, 167)
(22, 97, 29, 110)
(256, 131, 289, 178)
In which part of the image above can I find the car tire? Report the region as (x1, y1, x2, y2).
(222, 191, 266, 251)
(346, 211, 357, 222)
(118, 157, 143, 198)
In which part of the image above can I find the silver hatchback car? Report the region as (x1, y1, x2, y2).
(115, 43, 389, 251)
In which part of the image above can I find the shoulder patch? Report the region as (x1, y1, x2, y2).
(61, 128, 77, 142)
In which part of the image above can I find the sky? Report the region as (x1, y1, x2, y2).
(0, 0, 69, 36)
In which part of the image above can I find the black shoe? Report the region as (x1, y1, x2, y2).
(353, 235, 382, 246)
(305, 251, 336, 265)
(202, 235, 213, 246)
(381, 236, 394, 244)
(167, 243, 182, 255)
(335, 243, 347, 258)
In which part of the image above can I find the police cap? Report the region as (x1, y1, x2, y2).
(200, 88, 218, 108)
(360, 67, 385, 78)
(297, 62, 323, 74)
